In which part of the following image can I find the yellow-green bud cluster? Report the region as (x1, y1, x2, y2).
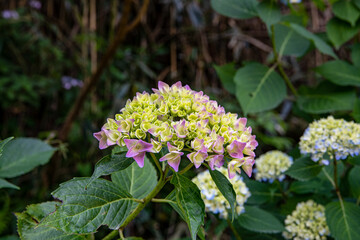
(192, 167, 250, 219)
(283, 200, 330, 240)
(94, 81, 258, 177)
(254, 150, 293, 182)
(299, 116, 360, 164)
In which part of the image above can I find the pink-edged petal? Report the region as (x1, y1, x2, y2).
(167, 142, 178, 152)
(93, 131, 103, 141)
(212, 136, 224, 154)
(125, 139, 153, 158)
(133, 152, 146, 168)
(167, 156, 182, 172)
(172, 81, 182, 88)
(207, 155, 224, 170)
(242, 157, 255, 177)
(158, 81, 170, 91)
(234, 118, 247, 131)
(187, 151, 208, 168)
(159, 152, 183, 172)
(226, 140, 246, 159)
(124, 139, 138, 149)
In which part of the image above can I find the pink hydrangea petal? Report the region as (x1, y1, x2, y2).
(167, 142, 178, 153)
(158, 81, 169, 91)
(227, 140, 246, 158)
(133, 152, 146, 168)
(125, 139, 153, 158)
(172, 81, 182, 88)
(207, 155, 224, 170)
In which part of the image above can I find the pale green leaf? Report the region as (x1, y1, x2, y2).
(234, 63, 286, 115)
(256, 1, 282, 28)
(274, 24, 310, 57)
(210, 0, 258, 19)
(41, 178, 133, 234)
(0, 137, 13, 158)
(316, 60, 360, 86)
(0, 178, 19, 190)
(325, 201, 360, 240)
(285, 156, 323, 181)
(88, 153, 133, 186)
(171, 173, 205, 240)
(0, 138, 56, 178)
(237, 206, 284, 233)
(213, 63, 236, 94)
(327, 18, 360, 49)
(287, 23, 337, 58)
(332, 1, 360, 27)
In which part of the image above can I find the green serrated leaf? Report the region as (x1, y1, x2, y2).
(289, 179, 323, 194)
(349, 166, 360, 200)
(165, 190, 187, 220)
(316, 60, 360, 86)
(209, 169, 236, 220)
(213, 63, 236, 94)
(274, 24, 310, 57)
(0, 138, 56, 178)
(327, 18, 360, 49)
(285, 156, 323, 181)
(171, 173, 205, 240)
(256, 1, 282, 28)
(211, 0, 258, 19)
(351, 43, 360, 67)
(286, 23, 337, 58)
(332, 1, 360, 27)
(88, 153, 134, 186)
(325, 201, 360, 240)
(234, 63, 286, 115)
(41, 178, 133, 234)
(237, 206, 284, 233)
(244, 180, 281, 204)
(0, 178, 19, 190)
(16, 202, 86, 240)
(112, 156, 157, 199)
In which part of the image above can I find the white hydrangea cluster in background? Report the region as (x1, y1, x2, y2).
(192, 167, 250, 219)
(254, 150, 293, 182)
(299, 116, 360, 164)
(283, 200, 330, 240)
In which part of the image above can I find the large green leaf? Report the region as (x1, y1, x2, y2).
(237, 206, 284, 233)
(88, 153, 133, 186)
(332, 1, 360, 27)
(171, 173, 205, 240)
(349, 166, 360, 200)
(234, 63, 286, 115)
(0, 178, 19, 190)
(211, 0, 258, 19)
(352, 98, 360, 122)
(244, 180, 281, 204)
(0, 137, 13, 158)
(289, 179, 322, 194)
(41, 178, 133, 234)
(297, 82, 356, 114)
(327, 18, 360, 49)
(351, 43, 360, 67)
(354, 0, 360, 9)
(256, 1, 281, 28)
(209, 169, 236, 220)
(316, 60, 360, 86)
(0, 138, 56, 178)
(285, 156, 323, 181)
(213, 63, 236, 94)
(287, 23, 337, 59)
(16, 202, 86, 240)
(325, 201, 360, 240)
(274, 24, 310, 57)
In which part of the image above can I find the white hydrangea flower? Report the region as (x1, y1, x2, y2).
(283, 200, 330, 240)
(254, 150, 293, 183)
(299, 116, 360, 164)
(192, 167, 250, 219)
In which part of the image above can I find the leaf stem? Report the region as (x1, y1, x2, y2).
(151, 198, 177, 204)
(227, 218, 242, 240)
(270, 25, 298, 97)
(321, 168, 335, 188)
(150, 152, 163, 177)
(119, 229, 125, 239)
(178, 163, 194, 175)
(333, 159, 343, 201)
(102, 230, 118, 240)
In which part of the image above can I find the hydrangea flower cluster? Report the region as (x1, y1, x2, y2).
(299, 116, 360, 164)
(94, 81, 258, 178)
(283, 200, 330, 240)
(254, 150, 293, 182)
(192, 167, 250, 219)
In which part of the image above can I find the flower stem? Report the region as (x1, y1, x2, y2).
(151, 198, 177, 204)
(227, 219, 242, 240)
(102, 230, 118, 240)
(333, 159, 343, 201)
(270, 24, 298, 97)
(150, 152, 163, 177)
(178, 163, 193, 175)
